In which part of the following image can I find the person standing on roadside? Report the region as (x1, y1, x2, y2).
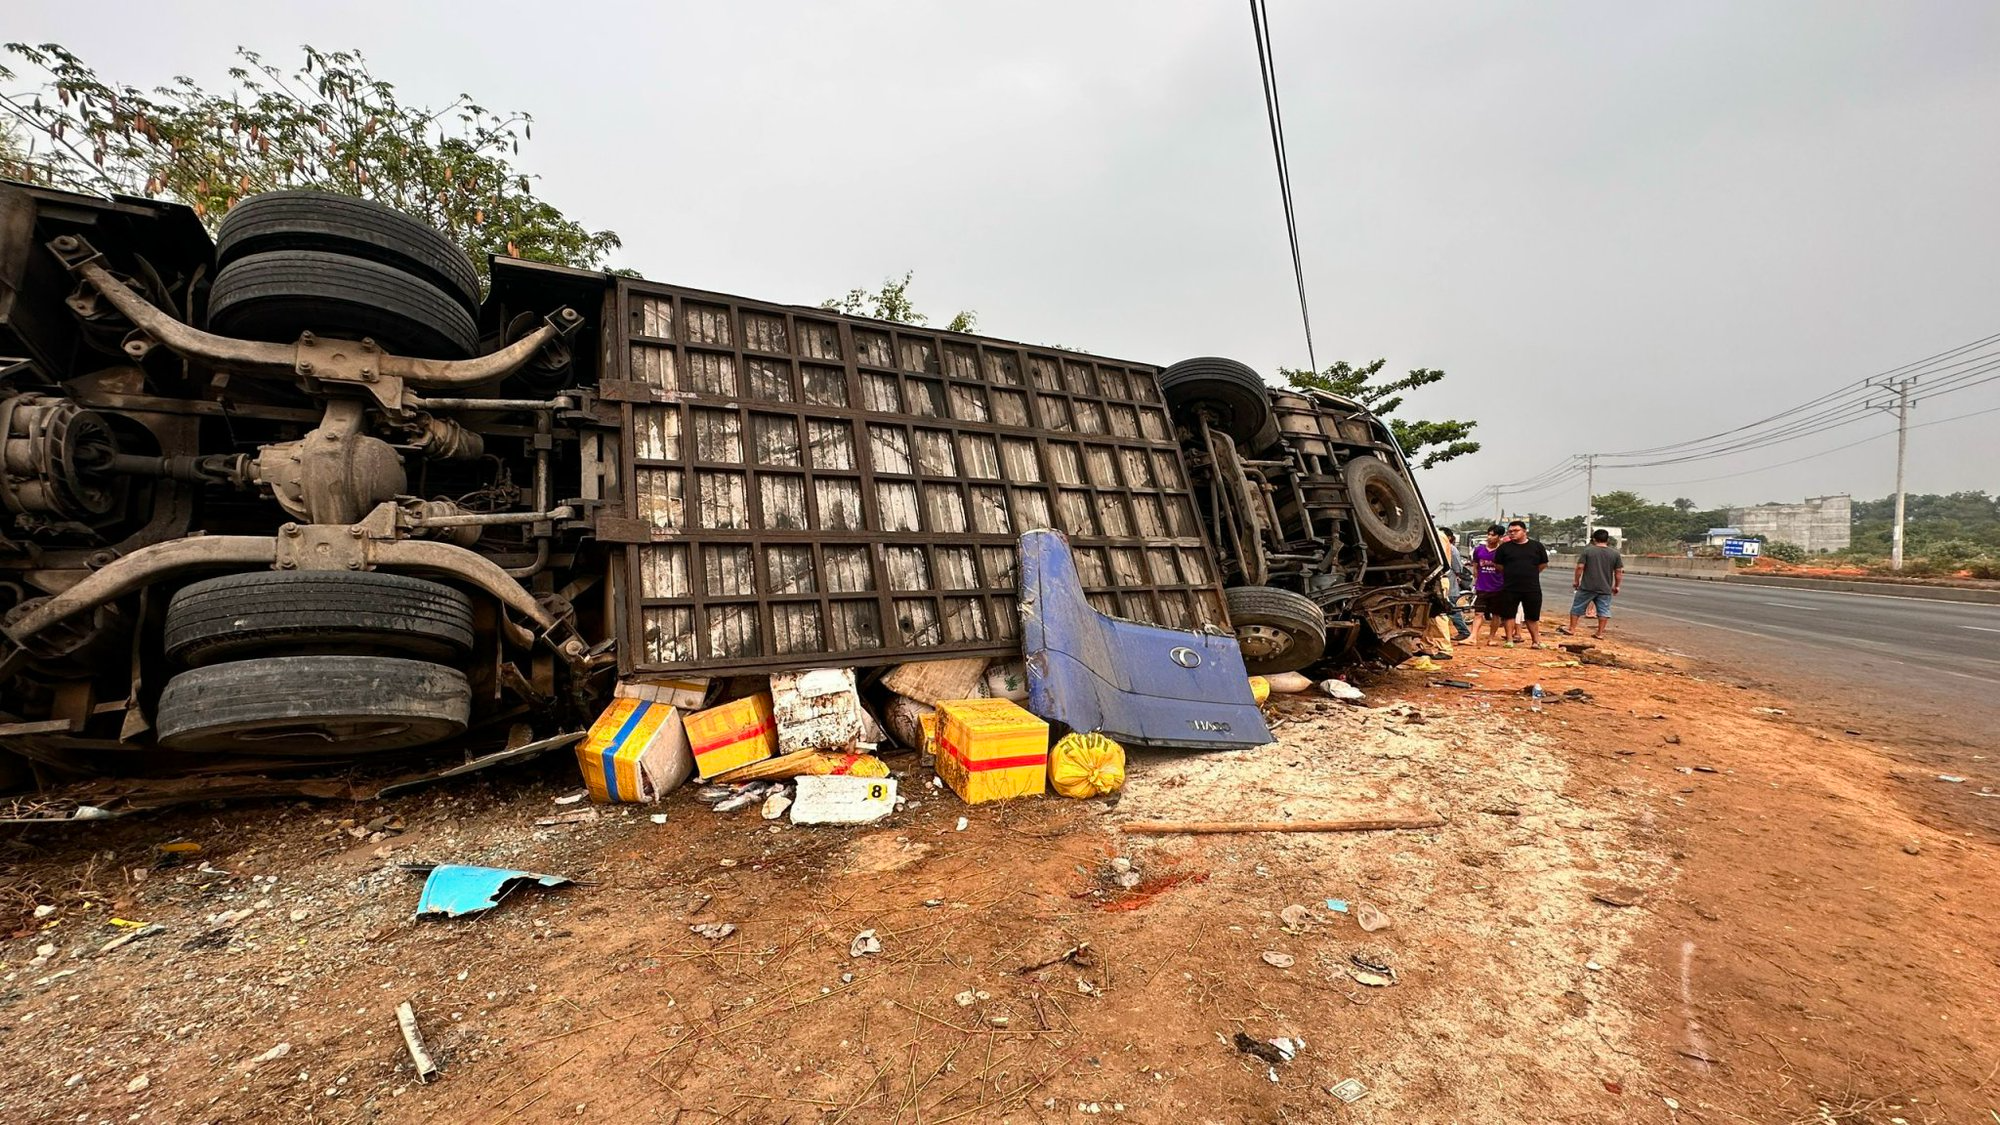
(1566, 529, 1623, 638)
(1440, 527, 1473, 642)
(1472, 523, 1506, 646)
(1491, 519, 1550, 647)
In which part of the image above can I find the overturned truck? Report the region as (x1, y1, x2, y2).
(0, 184, 1444, 786)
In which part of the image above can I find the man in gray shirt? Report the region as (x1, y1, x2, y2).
(1566, 529, 1624, 639)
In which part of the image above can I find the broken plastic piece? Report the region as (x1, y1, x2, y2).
(413, 864, 572, 919)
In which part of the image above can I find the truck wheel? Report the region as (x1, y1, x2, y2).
(1225, 585, 1327, 675)
(164, 570, 475, 667)
(207, 249, 478, 358)
(215, 191, 483, 317)
(155, 655, 471, 755)
(1344, 456, 1427, 554)
(1160, 357, 1278, 447)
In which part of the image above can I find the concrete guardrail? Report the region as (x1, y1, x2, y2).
(1547, 554, 2000, 604)
(1549, 554, 1733, 581)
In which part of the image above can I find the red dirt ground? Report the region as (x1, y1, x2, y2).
(1, 633, 1994, 1123)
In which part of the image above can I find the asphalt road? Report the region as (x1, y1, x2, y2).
(1540, 570, 2000, 739)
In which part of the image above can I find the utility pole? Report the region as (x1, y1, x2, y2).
(1583, 454, 1597, 534)
(1868, 378, 1916, 570)
(1493, 486, 1503, 522)
(1890, 379, 1911, 571)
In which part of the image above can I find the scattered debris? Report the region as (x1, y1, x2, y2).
(849, 929, 881, 957)
(711, 785, 769, 813)
(1232, 1032, 1288, 1063)
(1017, 941, 1093, 975)
(1114, 869, 1143, 889)
(1121, 813, 1445, 836)
(1937, 775, 1967, 784)
(761, 791, 793, 820)
(1338, 900, 1386, 933)
(1903, 840, 1922, 856)
(1751, 707, 1787, 716)
(690, 922, 738, 941)
(1329, 1077, 1370, 1103)
(1324, 898, 1350, 913)
(413, 865, 573, 919)
(1319, 679, 1367, 702)
(1279, 904, 1314, 931)
(650, 813, 669, 825)
(1349, 969, 1395, 988)
(239, 1043, 292, 1072)
(553, 791, 587, 805)
(1563, 688, 1594, 702)
(1260, 951, 1295, 969)
(1433, 679, 1476, 689)
(1270, 1037, 1303, 1061)
(32, 904, 55, 920)
(1350, 948, 1393, 974)
(396, 1001, 440, 1083)
(533, 808, 599, 827)
(98, 923, 165, 954)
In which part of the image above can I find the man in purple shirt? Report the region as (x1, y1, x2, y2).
(1471, 523, 1506, 646)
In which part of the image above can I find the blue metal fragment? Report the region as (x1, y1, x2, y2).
(414, 864, 573, 919)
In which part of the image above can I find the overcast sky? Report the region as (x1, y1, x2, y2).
(12, 1, 1997, 517)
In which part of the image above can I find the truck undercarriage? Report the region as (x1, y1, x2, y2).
(0, 184, 1444, 792)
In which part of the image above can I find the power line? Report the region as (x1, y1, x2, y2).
(1248, 0, 1316, 374)
(1608, 398, 2000, 488)
(1592, 331, 2000, 460)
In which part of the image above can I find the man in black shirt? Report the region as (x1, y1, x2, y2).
(1490, 519, 1550, 647)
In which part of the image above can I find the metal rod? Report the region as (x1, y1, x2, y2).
(412, 506, 575, 529)
(404, 396, 576, 411)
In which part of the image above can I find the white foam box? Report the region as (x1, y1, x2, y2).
(789, 774, 898, 825)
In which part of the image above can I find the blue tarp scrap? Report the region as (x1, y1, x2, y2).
(413, 864, 573, 919)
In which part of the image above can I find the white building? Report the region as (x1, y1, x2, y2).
(1727, 495, 1851, 553)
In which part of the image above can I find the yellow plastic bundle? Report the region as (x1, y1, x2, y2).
(1248, 676, 1272, 705)
(1049, 731, 1126, 799)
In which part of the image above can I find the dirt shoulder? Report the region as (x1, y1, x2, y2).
(0, 633, 1993, 1123)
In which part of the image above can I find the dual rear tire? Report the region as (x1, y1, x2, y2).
(205, 191, 482, 358)
(152, 571, 475, 757)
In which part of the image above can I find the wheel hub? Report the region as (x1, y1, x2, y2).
(1236, 623, 1295, 660)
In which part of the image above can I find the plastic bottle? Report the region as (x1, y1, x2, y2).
(1529, 683, 1544, 712)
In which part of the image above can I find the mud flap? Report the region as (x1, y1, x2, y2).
(1019, 530, 1272, 751)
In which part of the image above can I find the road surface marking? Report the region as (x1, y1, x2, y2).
(1962, 625, 2000, 633)
(1760, 601, 1819, 609)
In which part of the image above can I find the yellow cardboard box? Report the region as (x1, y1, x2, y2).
(575, 696, 692, 803)
(934, 698, 1049, 804)
(684, 693, 779, 780)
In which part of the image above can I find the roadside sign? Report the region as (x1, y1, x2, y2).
(1723, 538, 1761, 558)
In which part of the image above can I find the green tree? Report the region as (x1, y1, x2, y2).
(1521, 512, 1586, 547)
(0, 43, 618, 282)
(1591, 490, 1728, 551)
(1279, 359, 1479, 468)
(823, 270, 975, 332)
